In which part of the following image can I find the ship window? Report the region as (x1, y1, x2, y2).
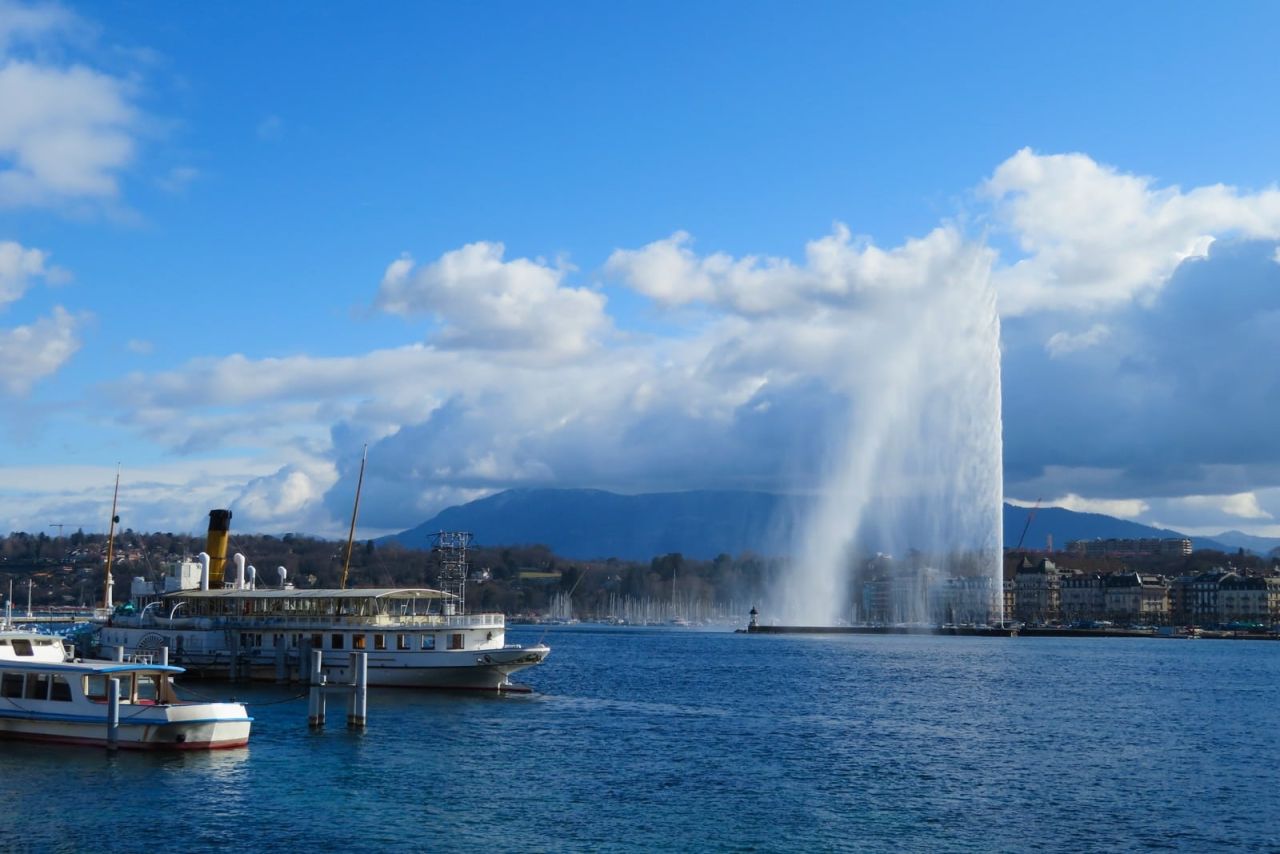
(374, 634, 386, 651)
(449, 633, 464, 650)
(311, 634, 322, 649)
(397, 634, 409, 650)
(24, 673, 49, 700)
(10, 639, 33, 656)
(84, 675, 107, 700)
(0, 672, 22, 697)
(352, 634, 365, 650)
(137, 675, 160, 702)
(420, 635, 435, 650)
(49, 676, 72, 702)
(332, 634, 345, 650)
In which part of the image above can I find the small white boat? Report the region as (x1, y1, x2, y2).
(0, 629, 251, 750)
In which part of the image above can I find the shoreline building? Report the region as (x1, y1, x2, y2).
(1102, 572, 1170, 623)
(1014, 557, 1062, 624)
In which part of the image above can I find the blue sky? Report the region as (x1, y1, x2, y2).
(2, 0, 1280, 539)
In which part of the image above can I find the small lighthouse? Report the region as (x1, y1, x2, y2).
(748, 606, 759, 630)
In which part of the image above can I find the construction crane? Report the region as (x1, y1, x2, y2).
(1015, 498, 1042, 553)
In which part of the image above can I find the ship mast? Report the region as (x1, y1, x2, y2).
(338, 444, 367, 590)
(103, 465, 121, 611)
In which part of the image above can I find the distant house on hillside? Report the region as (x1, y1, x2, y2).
(1066, 537, 1192, 558)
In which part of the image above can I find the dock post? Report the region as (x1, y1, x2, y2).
(160, 646, 169, 667)
(298, 638, 312, 685)
(307, 648, 325, 728)
(106, 677, 120, 750)
(115, 645, 124, 662)
(347, 652, 367, 729)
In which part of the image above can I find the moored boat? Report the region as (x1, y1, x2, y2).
(0, 628, 251, 750)
(97, 509, 550, 692)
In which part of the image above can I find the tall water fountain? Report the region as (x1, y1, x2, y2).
(774, 240, 1004, 627)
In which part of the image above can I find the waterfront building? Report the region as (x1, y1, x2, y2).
(1014, 557, 1062, 624)
(929, 576, 1001, 625)
(1103, 572, 1169, 622)
(1060, 572, 1105, 622)
(1217, 574, 1280, 624)
(1188, 570, 1234, 625)
(861, 565, 942, 624)
(1168, 575, 1197, 625)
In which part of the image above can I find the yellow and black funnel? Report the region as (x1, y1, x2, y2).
(206, 509, 232, 587)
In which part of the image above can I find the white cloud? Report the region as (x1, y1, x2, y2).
(1045, 323, 1110, 358)
(0, 457, 283, 537)
(376, 241, 609, 356)
(1050, 493, 1149, 519)
(606, 224, 992, 317)
(1172, 492, 1272, 521)
(0, 239, 49, 306)
(0, 4, 140, 208)
(985, 148, 1280, 315)
(126, 338, 152, 355)
(0, 304, 82, 393)
(232, 461, 337, 532)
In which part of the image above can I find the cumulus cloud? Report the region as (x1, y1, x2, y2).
(606, 224, 991, 317)
(0, 239, 52, 306)
(0, 1, 140, 208)
(231, 461, 337, 533)
(0, 305, 83, 393)
(376, 242, 610, 356)
(986, 148, 1280, 315)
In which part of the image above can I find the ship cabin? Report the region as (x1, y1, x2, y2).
(156, 588, 507, 657)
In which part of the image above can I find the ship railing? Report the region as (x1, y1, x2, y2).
(172, 612, 506, 629)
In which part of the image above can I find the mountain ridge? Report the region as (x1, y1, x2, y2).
(380, 488, 1234, 560)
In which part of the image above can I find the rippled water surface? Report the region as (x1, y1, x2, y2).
(3, 628, 1278, 853)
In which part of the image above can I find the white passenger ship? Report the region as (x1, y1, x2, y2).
(98, 554, 551, 692)
(0, 628, 251, 750)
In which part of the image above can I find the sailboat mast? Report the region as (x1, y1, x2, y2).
(103, 466, 120, 611)
(339, 444, 368, 590)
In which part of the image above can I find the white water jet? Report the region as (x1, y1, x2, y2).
(775, 240, 1004, 626)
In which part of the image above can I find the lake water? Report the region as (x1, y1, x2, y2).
(2, 627, 1278, 853)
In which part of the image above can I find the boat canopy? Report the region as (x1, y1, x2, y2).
(3, 660, 185, 675)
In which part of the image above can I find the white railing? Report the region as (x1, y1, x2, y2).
(126, 612, 505, 630)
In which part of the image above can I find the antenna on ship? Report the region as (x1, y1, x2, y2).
(339, 444, 368, 590)
(432, 531, 472, 616)
(103, 465, 121, 612)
